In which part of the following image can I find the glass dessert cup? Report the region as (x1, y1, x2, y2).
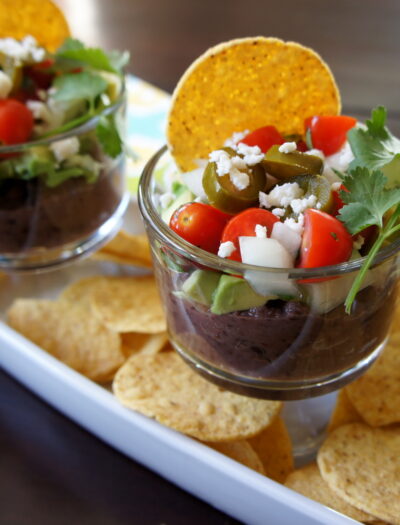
(0, 93, 129, 272)
(139, 147, 400, 406)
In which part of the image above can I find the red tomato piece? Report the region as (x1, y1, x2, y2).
(305, 115, 357, 156)
(241, 126, 284, 153)
(169, 202, 231, 254)
(298, 209, 353, 269)
(331, 184, 348, 216)
(221, 208, 279, 261)
(0, 99, 34, 146)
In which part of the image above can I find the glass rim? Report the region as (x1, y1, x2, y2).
(138, 145, 400, 278)
(0, 85, 125, 154)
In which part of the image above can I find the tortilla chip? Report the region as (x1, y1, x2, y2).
(90, 275, 166, 333)
(0, 0, 70, 51)
(317, 423, 400, 525)
(113, 352, 282, 441)
(345, 333, 400, 427)
(59, 276, 108, 304)
(248, 417, 293, 483)
(285, 463, 381, 523)
(327, 389, 363, 433)
(167, 37, 340, 171)
(95, 230, 153, 268)
(7, 298, 124, 382)
(204, 440, 265, 475)
(121, 332, 169, 357)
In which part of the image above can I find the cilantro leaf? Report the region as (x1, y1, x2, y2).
(53, 71, 107, 105)
(56, 38, 129, 74)
(348, 106, 400, 188)
(96, 115, 123, 158)
(338, 167, 400, 233)
(337, 166, 400, 313)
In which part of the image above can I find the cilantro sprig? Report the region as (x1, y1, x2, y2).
(339, 116, 400, 312)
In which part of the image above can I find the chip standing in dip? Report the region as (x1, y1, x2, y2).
(138, 37, 400, 402)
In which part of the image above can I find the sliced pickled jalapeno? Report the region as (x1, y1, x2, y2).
(202, 149, 267, 214)
(262, 145, 323, 180)
(277, 174, 333, 216)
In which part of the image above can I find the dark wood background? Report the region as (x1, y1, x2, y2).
(2, 1, 400, 524)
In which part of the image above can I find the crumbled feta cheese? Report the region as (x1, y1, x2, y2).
(230, 168, 249, 190)
(209, 149, 231, 176)
(50, 137, 80, 162)
(271, 207, 285, 217)
(236, 143, 264, 165)
(331, 181, 342, 191)
(278, 142, 297, 154)
(353, 235, 365, 251)
(305, 148, 325, 160)
(0, 35, 45, 65)
(26, 100, 51, 121)
(259, 182, 304, 209)
(223, 130, 249, 149)
(291, 194, 317, 214)
(218, 241, 236, 258)
(209, 149, 251, 190)
(159, 192, 174, 209)
(316, 202, 322, 210)
(323, 142, 354, 183)
(0, 71, 12, 99)
(284, 213, 305, 235)
(255, 224, 267, 238)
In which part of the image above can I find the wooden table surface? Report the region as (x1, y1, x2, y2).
(1, 1, 400, 524)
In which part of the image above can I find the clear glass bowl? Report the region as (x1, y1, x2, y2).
(139, 146, 400, 401)
(0, 92, 129, 272)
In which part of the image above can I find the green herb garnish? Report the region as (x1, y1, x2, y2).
(56, 38, 129, 75)
(339, 131, 400, 312)
(95, 115, 123, 158)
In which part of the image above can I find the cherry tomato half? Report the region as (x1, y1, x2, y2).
(298, 209, 353, 269)
(221, 208, 279, 261)
(305, 115, 357, 156)
(241, 126, 284, 153)
(0, 99, 34, 145)
(169, 202, 231, 254)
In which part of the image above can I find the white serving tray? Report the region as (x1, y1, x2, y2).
(0, 205, 358, 525)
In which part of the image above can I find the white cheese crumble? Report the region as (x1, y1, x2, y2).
(259, 182, 303, 209)
(209, 149, 231, 176)
(271, 207, 285, 217)
(291, 194, 318, 214)
(255, 224, 267, 238)
(236, 143, 264, 165)
(223, 130, 249, 149)
(50, 137, 80, 162)
(323, 142, 355, 184)
(218, 241, 236, 258)
(0, 36, 45, 65)
(0, 71, 12, 99)
(159, 192, 174, 209)
(278, 141, 297, 154)
(284, 213, 305, 235)
(229, 168, 250, 190)
(209, 148, 257, 191)
(305, 148, 325, 160)
(26, 100, 52, 121)
(331, 181, 342, 191)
